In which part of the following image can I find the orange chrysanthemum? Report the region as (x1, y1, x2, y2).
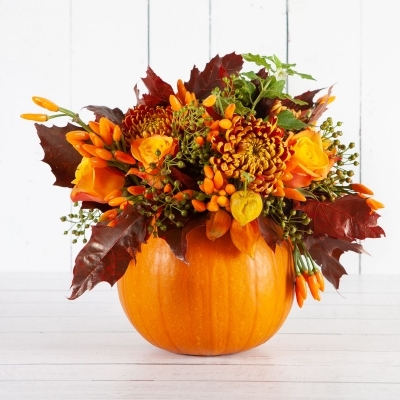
(122, 104, 173, 144)
(209, 115, 293, 194)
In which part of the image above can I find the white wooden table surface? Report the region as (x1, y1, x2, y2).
(0, 273, 399, 400)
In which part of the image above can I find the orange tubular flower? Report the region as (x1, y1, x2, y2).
(366, 198, 385, 213)
(70, 158, 125, 203)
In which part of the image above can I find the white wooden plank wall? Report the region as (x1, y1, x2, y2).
(0, 0, 397, 274)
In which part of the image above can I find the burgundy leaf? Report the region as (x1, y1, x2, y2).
(169, 167, 198, 189)
(161, 213, 210, 263)
(141, 67, 175, 105)
(304, 234, 368, 289)
(307, 85, 334, 123)
(258, 216, 283, 252)
(185, 53, 244, 100)
(296, 195, 385, 242)
(85, 105, 125, 124)
(142, 93, 167, 108)
(35, 122, 83, 188)
(69, 205, 149, 300)
(282, 88, 323, 112)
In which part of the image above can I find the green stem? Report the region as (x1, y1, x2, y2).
(59, 107, 91, 132)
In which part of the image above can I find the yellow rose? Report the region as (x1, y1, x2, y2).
(131, 135, 176, 168)
(284, 128, 335, 189)
(292, 129, 329, 176)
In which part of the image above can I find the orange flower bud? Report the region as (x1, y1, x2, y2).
(32, 96, 59, 112)
(351, 183, 374, 195)
(20, 113, 48, 122)
(202, 94, 217, 107)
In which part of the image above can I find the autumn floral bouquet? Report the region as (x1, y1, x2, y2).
(22, 53, 385, 307)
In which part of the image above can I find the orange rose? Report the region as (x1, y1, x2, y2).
(131, 135, 177, 168)
(71, 158, 125, 203)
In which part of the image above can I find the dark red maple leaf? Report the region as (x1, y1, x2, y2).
(141, 67, 175, 106)
(304, 234, 368, 289)
(69, 205, 149, 300)
(169, 167, 198, 189)
(161, 212, 210, 263)
(35, 122, 83, 188)
(85, 105, 125, 124)
(282, 88, 323, 112)
(258, 216, 283, 252)
(296, 195, 385, 242)
(185, 53, 244, 100)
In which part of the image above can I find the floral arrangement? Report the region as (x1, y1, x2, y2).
(21, 53, 385, 306)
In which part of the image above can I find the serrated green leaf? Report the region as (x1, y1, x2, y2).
(294, 71, 316, 80)
(241, 71, 260, 80)
(242, 53, 272, 71)
(277, 110, 307, 130)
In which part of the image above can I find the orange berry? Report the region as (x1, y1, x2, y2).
(177, 79, 187, 103)
(20, 113, 48, 122)
(113, 125, 122, 142)
(206, 202, 220, 212)
(203, 177, 215, 195)
(99, 209, 118, 222)
(202, 94, 217, 107)
(351, 183, 374, 195)
(195, 136, 205, 146)
(127, 186, 146, 195)
(224, 103, 235, 119)
(88, 121, 100, 134)
(204, 165, 214, 179)
(219, 119, 232, 130)
(169, 95, 182, 111)
(108, 196, 128, 207)
(114, 150, 136, 164)
(89, 157, 108, 168)
(95, 148, 113, 161)
(213, 170, 224, 190)
(225, 184, 236, 195)
(217, 195, 229, 207)
(90, 132, 104, 148)
(66, 131, 90, 141)
(192, 199, 206, 212)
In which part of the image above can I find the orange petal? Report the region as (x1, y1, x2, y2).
(366, 198, 385, 211)
(230, 218, 260, 259)
(351, 183, 374, 195)
(283, 187, 306, 202)
(206, 209, 232, 241)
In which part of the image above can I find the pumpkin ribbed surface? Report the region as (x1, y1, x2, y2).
(117, 226, 294, 356)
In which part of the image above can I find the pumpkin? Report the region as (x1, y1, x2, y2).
(117, 226, 295, 356)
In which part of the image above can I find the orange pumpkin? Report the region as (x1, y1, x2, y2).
(117, 226, 295, 356)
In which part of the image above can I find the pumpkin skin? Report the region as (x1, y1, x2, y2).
(117, 226, 294, 356)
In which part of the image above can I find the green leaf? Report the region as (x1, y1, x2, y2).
(240, 71, 260, 80)
(287, 68, 316, 81)
(242, 53, 272, 71)
(277, 110, 307, 130)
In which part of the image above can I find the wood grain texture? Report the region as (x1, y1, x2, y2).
(0, 273, 399, 399)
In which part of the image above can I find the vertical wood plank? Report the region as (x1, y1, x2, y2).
(288, 0, 362, 274)
(0, 1, 72, 272)
(70, 0, 149, 262)
(148, 0, 210, 86)
(359, 1, 398, 273)
(210, 0, 287, 59)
